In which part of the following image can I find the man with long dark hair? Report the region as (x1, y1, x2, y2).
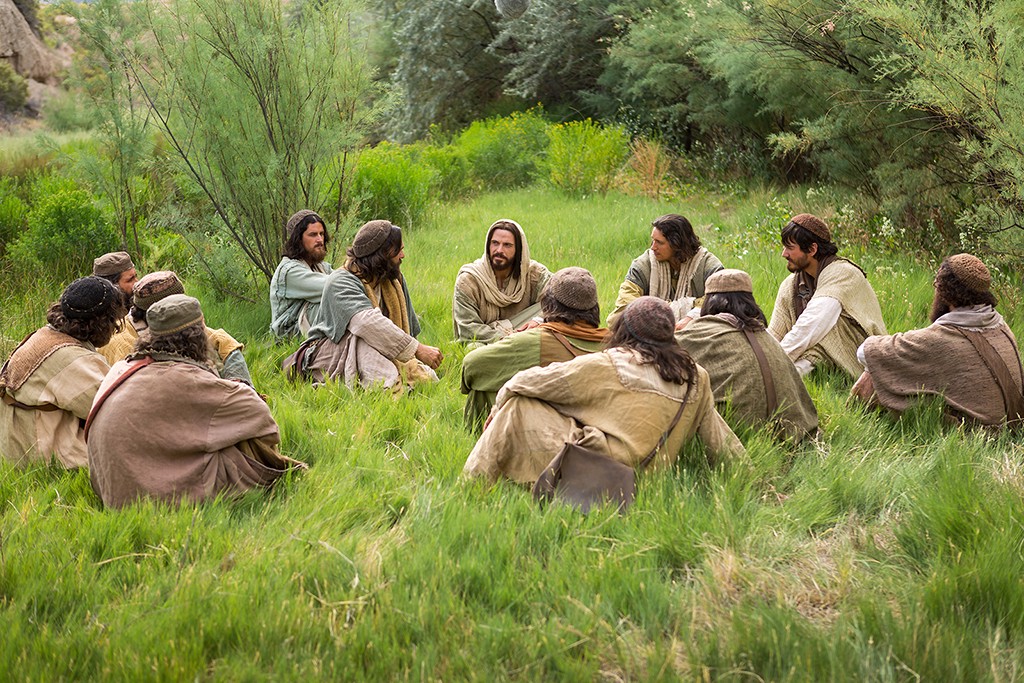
(463, 296, 744, 485)
(768, 213, 886, 379)
(678, 269, 818, 440)
(852, 254, 1023, 427)
(300, 220, 442, 390)
(1, 276, 122, 468)
(607, 214, 724, 329)
(453, 218, 551, 343)
(270, 209, 334, 338)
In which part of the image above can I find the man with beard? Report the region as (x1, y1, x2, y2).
(297, 220, 442, 391)
(767, 213, 886, 379)
(270, 209, 333, 338)
(94, 251, 138, 365)
(460, 267, 609, 432)
(1, 276, 122, 468)
(453, 218, 550, 344)
(852, 254, 1023, 427)
(88, 295, 305, 508)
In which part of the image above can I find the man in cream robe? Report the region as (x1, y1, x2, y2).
(853, 254, 1023, 427)
(768, 213, 886, 379)
(270, 209, 334, 338)
(302, 220, 443, 390)
(607, 213, 723, 328)
(453, 218, 551, 343)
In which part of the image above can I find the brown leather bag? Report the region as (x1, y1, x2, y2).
(532, 385, 690, 513)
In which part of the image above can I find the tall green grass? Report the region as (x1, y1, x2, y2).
(2, 186, 1023, 680)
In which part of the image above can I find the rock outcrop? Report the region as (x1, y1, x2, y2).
(0, 0, 63, 82)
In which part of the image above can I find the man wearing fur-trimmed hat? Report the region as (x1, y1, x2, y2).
(270, 209, 334, 338)
(460, 267, 608, 432)
(453, 218, 550, 344)
(852, 254, 1023, 427)
(767, 213, 886, 379)
(298, 219, 442, 391)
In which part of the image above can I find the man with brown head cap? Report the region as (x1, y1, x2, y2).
(298, 219, 442, 390)
(462, 296, 745, 485)
(852, 254, 1023, 427)
(767, 213, 886, 380)
(270, 210, 334, 338)
(1, 276, 122, 468)
(87, 295, 305, 508)
(453, 218, 551, 343)
(460, 267, 609, 432)
(93, 251, 138, 308)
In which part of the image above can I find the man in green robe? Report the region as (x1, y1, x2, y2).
(270, 210, 334, 338)
(461, 267, 608, 432)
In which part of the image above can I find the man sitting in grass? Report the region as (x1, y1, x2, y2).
(87, 295, 305, 508)
(461, 266, 608, 432)
(94, 251, 139, 365)
(300, 219, 443, 390)
(453, 218, 550, 344)
(852, 253, 1023, 428)
(768, 213, 886, 379)
(270, 209, 334, 338)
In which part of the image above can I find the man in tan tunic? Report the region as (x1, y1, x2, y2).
(768, 213, 886, 379)
(93, 251, 138, 309)
(453, 218, 551, 343)
(0, 276, 122, 468)
(678, 269, 818, 441)
(852, 254, 1023, 427)
(463, 296, 746, 485)
(88, 295, 305, 508)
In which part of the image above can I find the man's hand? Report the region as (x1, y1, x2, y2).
(515, 319, 541, 333)
(415, 343, 443, 370)
(675, 317, 693, 331)
(850, 370, 875, 403)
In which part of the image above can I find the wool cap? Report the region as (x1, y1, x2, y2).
(352, 220, 395, 257)
(133, 271, 186, 311)
(92, 251, 135, 277)
(788, 213, 831, 242)
(705, 268, 754, 294)
(60, 276, 120, 320)
(147, 294, 204, 337)
(547, 267, 598, 311)
(286, 209, 322, 238)
(620, 296, 675, 344)
(945, 253, 991, 292)
(495, 0, 529, 19)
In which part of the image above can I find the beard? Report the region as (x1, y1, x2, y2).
(384, 259, 402, 282)
(929, 292, 951, 323)
(489, 253, 511, 271)
(306, 245, 327, 266)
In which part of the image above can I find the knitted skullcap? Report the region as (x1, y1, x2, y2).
(621, 296, 674, 344)
(92, 251, 135, 277)
(705, 268, 754, 294)
(352, 220, 394, 257)
(133, 270, 185, 311)
(945, 253, 991, 292)
(547, 267, 598, 310)
(495, 0, 529, 19)
(147, 294, 204, 337)
(286, 209, 322, 237)
(60, 276, 120, 320)
(788, 213, 831, 242)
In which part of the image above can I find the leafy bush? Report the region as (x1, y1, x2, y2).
(350, 142, 434, 226)
(417, 143, 473, 200)
(545, 119, 629, 197)
(455, 109, 550, 190)
(41, 90, 101, 132)
(0, 178, 26, 256)
(0, 61, 28, 113)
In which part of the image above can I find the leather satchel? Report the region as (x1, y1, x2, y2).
(532, 384, 691, 513)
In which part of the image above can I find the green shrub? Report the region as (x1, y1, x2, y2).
(350, 142, 433, 226)
(0, 177, 26, 255)
(0, 61, 28, 112)
(417, 143, 472, 201)
(545, 119, 629, 197)
(455, 109, 550, 190)
(41, 90, 101, 132)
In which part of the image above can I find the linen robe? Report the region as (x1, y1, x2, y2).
(269, 257, 333, 338)
(607, 248, 724, 328)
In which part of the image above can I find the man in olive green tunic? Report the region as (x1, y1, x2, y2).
(461, 267, 608, 432)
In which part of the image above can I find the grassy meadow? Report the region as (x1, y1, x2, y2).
(3, 186, 1024, 680)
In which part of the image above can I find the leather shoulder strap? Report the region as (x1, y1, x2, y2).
(637, 380, 693, 471)
(741, 328, 779, 418)
(954, 328, 1024, 423)
(547, 330, 587, 358)
(84, 357, 155, 441)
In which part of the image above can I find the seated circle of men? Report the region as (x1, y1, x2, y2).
(453, 218, 551, 344)
(102, 270, 252, 384)
(0, 276, 123, 468)
(298, 219, 443, 391)
(852, 253, 1024, 428)
(87, 294, 305, 508)
(677, 269, 819, 441)
(462, 296, 747, 485)
(270, 209, 334, 338)
(607, 213, 724, 329)
(768, 213, 887, 379)
(461, 266, 609, 432)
